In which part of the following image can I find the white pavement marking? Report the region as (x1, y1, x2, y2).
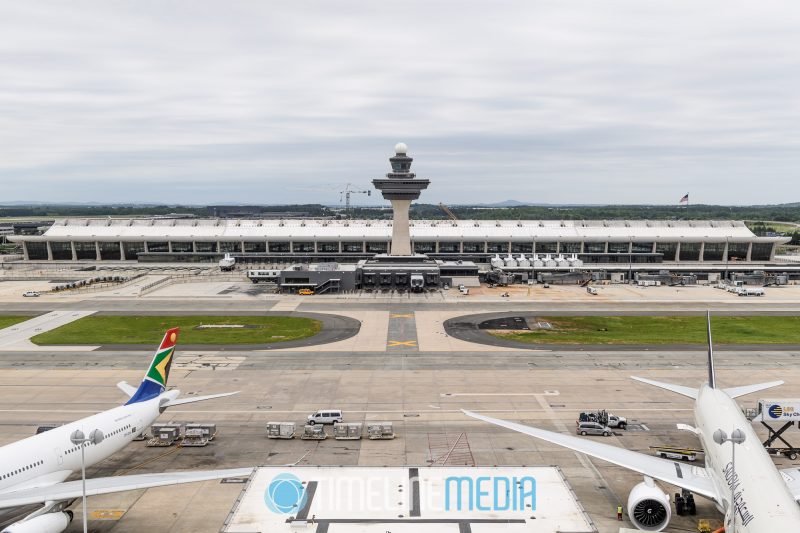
(0, 310, 97, 350)
(173, 354, 246, 370)
(441, 391, 560, 397)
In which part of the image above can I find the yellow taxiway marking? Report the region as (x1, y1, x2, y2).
(90, 510, 125, 520)
(387, 340, 417, 347)
(390, 313, 414, 318)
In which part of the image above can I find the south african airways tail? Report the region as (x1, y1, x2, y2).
(118, 327, 239, 407)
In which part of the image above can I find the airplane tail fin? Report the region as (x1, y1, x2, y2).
(706, 310, 716, 389)
(125, 328, 179, 405)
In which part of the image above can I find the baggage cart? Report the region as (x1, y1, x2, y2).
(334, 422, 363, 440)
(367, 422, 395, 440)
(266, 422, 296, 439)
(300, 424, 326, 440)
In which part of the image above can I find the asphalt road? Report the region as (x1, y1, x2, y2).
(4, 298, 800, 314)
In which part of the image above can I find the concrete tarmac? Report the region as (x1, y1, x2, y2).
(0, 346, 797, 532)
(0, 281, 799, 532)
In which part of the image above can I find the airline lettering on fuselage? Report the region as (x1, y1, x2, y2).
(723, 462, 755, 526)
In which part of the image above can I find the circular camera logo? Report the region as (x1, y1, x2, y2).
(264, 473, 307, 514)
(768, 405, 783, 419)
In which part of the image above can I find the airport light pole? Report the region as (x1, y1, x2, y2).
(713, 428, 746, 531)
(70, 429, 104, 533)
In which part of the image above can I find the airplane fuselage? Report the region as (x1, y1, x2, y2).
(694, 386, 800, 531)
(0, 396, 164, 498)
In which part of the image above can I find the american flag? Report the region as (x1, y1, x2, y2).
(679, 193, 689, 205)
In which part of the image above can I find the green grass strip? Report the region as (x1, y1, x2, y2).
(0, 316, 34, 330)
(31, 315, 322, 345)
(492, 316, 800, 345)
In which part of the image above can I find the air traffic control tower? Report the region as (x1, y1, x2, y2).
(372, 143, 430, 256)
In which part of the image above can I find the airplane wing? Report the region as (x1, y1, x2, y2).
(780, 467, 800, 501)
(462, 410, 718, 500)
(0, 468, 252, 509)
(160, 391, 239, 407)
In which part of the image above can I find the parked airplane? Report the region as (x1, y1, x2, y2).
(464, 313, 800, 532)
(0, 328, 251, 533)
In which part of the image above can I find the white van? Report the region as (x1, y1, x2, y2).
(307, 409, 343, 425)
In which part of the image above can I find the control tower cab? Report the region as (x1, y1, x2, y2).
(372, 143, 430, 256)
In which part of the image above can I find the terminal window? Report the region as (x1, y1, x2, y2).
(244, 242, 266, 253)
(631, 242, 654, 253)
(608, 242, 630, 254)
(680, 242, 701, 261)
(25, 242, 48, 260)
(656, 242, 678, 261)
(268, 242, 290, 253)
(414, 242, 435, 253)
(98, 241, 121, 259)
(559, 242, 581, 253)
(511, 242, 533, 253)
(536, 242, 558, 254)
(219, 241, 240, 253)
(170, 241, 192, 253)
(703, 242, 725, 261)
(750, 243, 773, 261)
(74, 241, 96, 260)
(462, 242, 484, 253)
(583, 242, 605, 254)
(342, 242, 363, 253)
(146, 241, 169, 253)
(487, 242, 509, 253)
(318, 242, 339, 253)
(123, 242, 145, 259)
(195, 241, 217, 253)
(366, 242, 388, 253)
(50, 241, 72, 260)
(727, 242, 748, 261)
(437, 242, 459, 253)
(292, 242, 315, 253)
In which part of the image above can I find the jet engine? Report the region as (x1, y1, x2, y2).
(627, 479, 671, 531)
(1, 511, 73, 533)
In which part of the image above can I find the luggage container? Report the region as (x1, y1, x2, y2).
(186, 423, 217, 440)
(300, 424, 326, 440)
(367, 422, 394, 440)
(181, 428, 210, 447)
(333, 422, 363, 440)
(147, 425, 181, 447)
(266, 422, 296, 439)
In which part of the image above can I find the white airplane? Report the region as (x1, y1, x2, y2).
(464, 313, 800, 532)
(0, 328, 252, 533)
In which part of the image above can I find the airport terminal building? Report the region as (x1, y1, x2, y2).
(9, 217, 788, 265)
(6, 144, 796, 290)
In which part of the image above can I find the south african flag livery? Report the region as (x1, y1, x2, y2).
(126, 328, 180, 405)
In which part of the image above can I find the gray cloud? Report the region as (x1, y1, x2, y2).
(1, 1, 799, 205)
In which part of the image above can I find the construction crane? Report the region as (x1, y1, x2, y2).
(438, 202, 458, 221)
(340, 183, 371, 214)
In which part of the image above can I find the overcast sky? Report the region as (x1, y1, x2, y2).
(1, 2, 799, 205)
